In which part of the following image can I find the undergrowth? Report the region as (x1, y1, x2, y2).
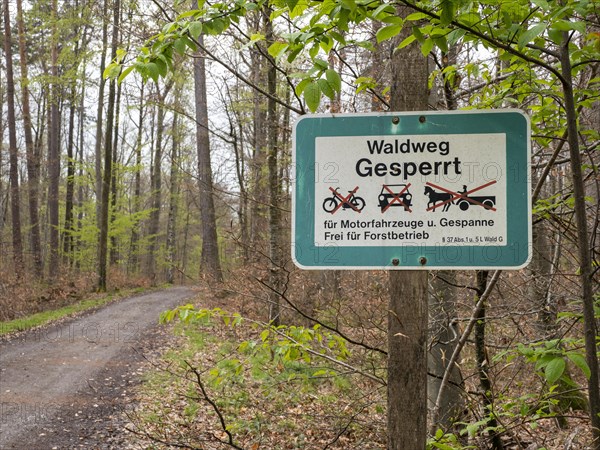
(125, 305, 388, 449)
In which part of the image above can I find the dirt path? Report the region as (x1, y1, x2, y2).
(0, 286, 196, 449)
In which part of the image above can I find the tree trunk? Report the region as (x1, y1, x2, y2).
(428, 272, 464, 428)
(387, 6, 430, 448)
(129, 82, 145, 273)
(3, 0, 25, 277)
(232, 112, 249, 261)
(559, 30, 600, 448)
(109, 79, 122, 265)
(16, 0, 42, 277)
(166, 106, 180, 284)
(0, 69, 5, 269)
(194, 35, 223, 283)
(388, 272, 428, 449)
(97, 0, 120, 291)
(249, 14, 268, 252)
(265, 10, 282, 324)
(63, 82, 77, 264)
(147, 81, 172, 281)
(474, 271, 504, 449)
(94, 0, 109, 231)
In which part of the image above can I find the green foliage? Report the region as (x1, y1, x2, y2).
(427, 428, 477, 449)
(161, 305, 352, 368)
(149, 305, 386, 444)
(512, 339, 591, 384)
(110, 0, 597, 116)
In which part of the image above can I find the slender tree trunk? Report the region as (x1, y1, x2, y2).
(147, 81, 172, 281)
(75, 63, 87, 270)
(3, 0, 25, 276)
(194, 35, 223, 282)
(249, 15, 267, 251)
(232, 115, 249, 261)
(387, 6, 429, 448)
(129, 83, 145, 273)
(94, 0, 109, 229)
(97, 0, 120, 291)
(63, 83, 77, 264)
(166, 107, 180, 284)
(265, 10, 282, 324)
(47, 0, 61, 281)
(474, 271, 504, 449)
(0, 69, 5, 269)
(16, 0, 42, 277)
(109, 80, 122, 265)
(559, 31, 600, 448)
(429, 272, 464, 429)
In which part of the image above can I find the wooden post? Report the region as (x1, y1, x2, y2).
(388, 271, 428, 449)
(387, 5, 430, 448)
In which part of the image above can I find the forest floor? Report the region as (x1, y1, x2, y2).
(0, 286, 196, 449)
(1, 279, 594, 449)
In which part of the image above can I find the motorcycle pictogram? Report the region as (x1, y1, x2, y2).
(323, 187, 365, 213)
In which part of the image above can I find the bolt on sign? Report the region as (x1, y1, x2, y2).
(291, 110, 531, 270)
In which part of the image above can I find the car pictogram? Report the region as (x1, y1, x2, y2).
(378, 184, 412, 212)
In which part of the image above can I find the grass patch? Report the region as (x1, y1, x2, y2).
(0, 288, 146, 336)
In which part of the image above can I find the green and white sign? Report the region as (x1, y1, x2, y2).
(292, 110, 531, 269)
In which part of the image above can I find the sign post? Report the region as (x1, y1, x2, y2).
(292, 110, 530, 448)
(292, 110, 531, 270)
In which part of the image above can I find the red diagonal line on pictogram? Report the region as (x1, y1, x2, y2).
(425, 180, 497, 212)
(329, 186, 361, 214)
(381, 184, 412, 213)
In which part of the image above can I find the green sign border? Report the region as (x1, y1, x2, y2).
(292, 110, 531, 270)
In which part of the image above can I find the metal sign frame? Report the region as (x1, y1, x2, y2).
(292, 110, 531, 270)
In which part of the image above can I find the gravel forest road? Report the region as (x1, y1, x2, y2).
(0, 286, 196, 449)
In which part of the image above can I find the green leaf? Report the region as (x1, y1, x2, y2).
(313, 57, 329, 70)
(396, 34, 417, 49)
(340, 0, 356, 12)
(189, 21, 203, 39)
(173, 38, 187, 55)
(405, 12, 428, 21)
(421, 38, 434, 56)
(286, 0, 299, 10)
(268, 41, 289, 59)
(371, 3, 394, 19)
(287, 47, 302, 63)
(117, 65, 135, 83)
(154, 57, 168, 77)
(329, 31, 347, 45)
(440, 0, 455, 25)
(295, 77, 312, 96)
(318, 78, 335, 99)
(545, 357, 566, 384)
(304, 81, 321, 112)
(550, 19, 586, 34)
(325, 69, 341, 93)
(103, 62, 122, 80)
(162, 21, 177, 34)
(376, 24, 402, 43)
(260, 329, 270, 342)
(518, 22, 546, 48)
(319, 35, 333, 54)
(567, 352, 591, 379)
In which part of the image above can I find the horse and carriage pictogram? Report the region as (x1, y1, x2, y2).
(424, 181, 497, 212)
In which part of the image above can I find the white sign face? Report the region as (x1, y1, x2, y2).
(314, 133, 507, 248)
(292, 111, 531, 270)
